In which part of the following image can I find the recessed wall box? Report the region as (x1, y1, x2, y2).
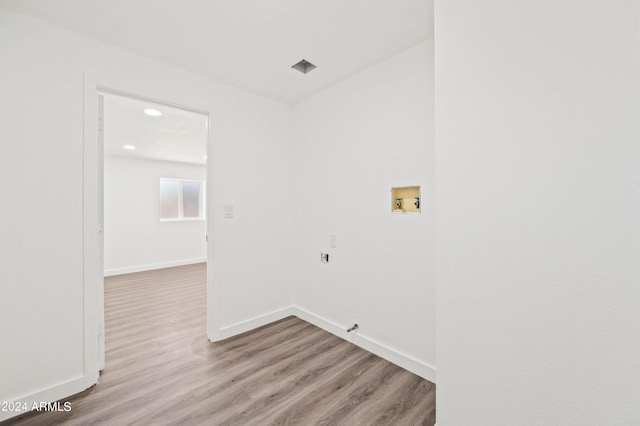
(391, 186, 421, 213)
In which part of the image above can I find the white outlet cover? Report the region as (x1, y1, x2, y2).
(329, 233, 337, 248)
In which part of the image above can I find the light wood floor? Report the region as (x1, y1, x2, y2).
(5, 263, 435, 425)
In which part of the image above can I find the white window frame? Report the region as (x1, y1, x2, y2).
(159, 178, 205, 222)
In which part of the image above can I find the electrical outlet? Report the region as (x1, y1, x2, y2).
(320, 253, 329, 263)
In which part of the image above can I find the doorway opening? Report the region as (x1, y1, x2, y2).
(97, 90, 211, 370)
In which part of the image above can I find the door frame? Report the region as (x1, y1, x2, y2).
(83, 74, 218, 384)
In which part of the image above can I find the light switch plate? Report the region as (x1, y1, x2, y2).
(224, 204, 234, 218)
(329, 233, 337, 248)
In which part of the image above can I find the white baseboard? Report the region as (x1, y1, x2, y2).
(211, 305, 436, 383)
(104, 257, 206, 277)
(212, 306, 296, 341)
(293, 306, 436, 383)
(4, 306, 434, 423)
(0, 375, 91, 422)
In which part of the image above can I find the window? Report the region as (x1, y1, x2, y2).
(159, 178, 204, 220)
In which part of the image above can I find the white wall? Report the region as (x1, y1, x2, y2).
(104, 156, 206, 275)
(292, 40, 436, 380)
(435, 1, 640, 424)
(0, 7, 293, 421)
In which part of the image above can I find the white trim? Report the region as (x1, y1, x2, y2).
(209, 304, 436, 383)
(205, 107, 218, 342)
(82, 74, 100, 391)
(83, 72, 217, 391)
(293, 306, 437, 383)
(159, 218, 206, 222)
(0, 304, 434, 423)
(104, 258, 207, 277)
(211, 306, 296, 341)
(0, 376, 88, 422)
(97, 92, 105, 371)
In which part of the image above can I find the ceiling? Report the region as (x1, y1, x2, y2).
(0, 0, 433, 104)
(103, 92, 208, 165)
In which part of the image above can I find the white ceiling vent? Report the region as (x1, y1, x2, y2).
(291, 59, 317, 74)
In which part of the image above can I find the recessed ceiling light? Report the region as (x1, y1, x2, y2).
(123, 144, 136, 150)
(292, 59, 317, 74)
(144, 108, 162, 117)
(203, 155, 208, 159)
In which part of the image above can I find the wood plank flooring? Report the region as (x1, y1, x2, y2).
(4, 263, 435, 425)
